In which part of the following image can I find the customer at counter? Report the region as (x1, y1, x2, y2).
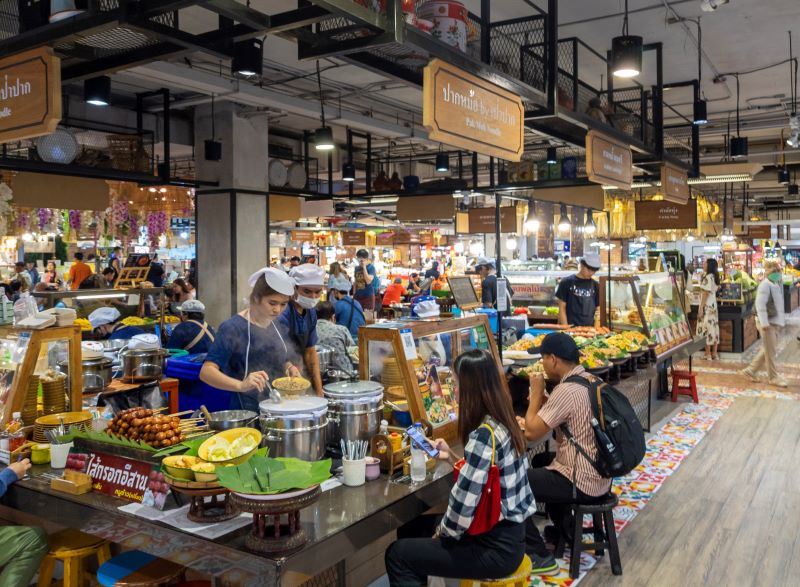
(382, 277, 406, 307)
(742, 261, 788, 387)
(12, 262, 32, 293)
(353, 248, 379, 316)
(68, 252, 92, 290)
(555, 252, 601, 326)
(201, 268, 301, 411)
(407, 272, 422, 294)
(697, 258, 721, 361)
(166, 300, 216, 354)
(327, 261, 351, 294)
(520, 333, 611, 573)
(385, 349, 535, 586)
(280, 264, 325, 396)
(89, 307, 146, 340)
(332, 283, 365, 339)
(316, 301, 355, 375)
(42, 261, 63, 288)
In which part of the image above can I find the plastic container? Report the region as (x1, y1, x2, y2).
(50, 442, 73, 469)
(342, 458, 366, 487)
(365, 457, 381, 481)
(7, 412, 24, 452)
(31, 444, 50, 465)
(475, 308, 498, 333)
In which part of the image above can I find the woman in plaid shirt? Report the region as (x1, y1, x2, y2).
(385, 349, 537, 586)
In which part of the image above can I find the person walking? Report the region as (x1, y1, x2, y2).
(696, 257, 721, 360)
(742, 261, 787, 387)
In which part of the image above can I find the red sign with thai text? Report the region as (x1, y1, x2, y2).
(74, 449, 170, 509)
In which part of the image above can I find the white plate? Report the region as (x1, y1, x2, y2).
(503, 350, 538, 361)
(232, 485, 318, 501)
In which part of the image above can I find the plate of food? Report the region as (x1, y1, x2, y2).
(503, 350, 539, 361)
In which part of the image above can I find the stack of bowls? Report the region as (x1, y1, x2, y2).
(21, 375, 39, 425)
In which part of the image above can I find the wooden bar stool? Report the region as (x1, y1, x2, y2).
(458, 555, 532, 587)
(38, 528, 112, 587)
(159, 377, 180, 414)
(671, 370, 699, 403)
(555, 493, 622, 579)
(97, 550, 185, 587)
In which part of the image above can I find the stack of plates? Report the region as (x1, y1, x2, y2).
(21, 375, 39, 425)
(33, 411, 92, 444)
(41, 378, 67, 415)
(381, 357, 423, 388)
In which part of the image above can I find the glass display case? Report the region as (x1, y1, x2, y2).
(357, 315, 503, 441)
(600, 273, 692, 356)
(501, 268, 573, 308)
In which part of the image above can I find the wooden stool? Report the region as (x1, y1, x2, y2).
(671, 370, 698, 403)
(555, 493, 622, 579)
(38, 528, 112, 587)
(97, 550, 185, 586)
(458, 554, 532, 587)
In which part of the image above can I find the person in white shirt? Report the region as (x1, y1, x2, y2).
(742, 261, 787, 387)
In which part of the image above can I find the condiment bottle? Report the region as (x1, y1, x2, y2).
(379, 419, 389, 436)
(7, 412, 24, 452)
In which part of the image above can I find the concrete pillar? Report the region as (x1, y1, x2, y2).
(194, 102, 270, 328)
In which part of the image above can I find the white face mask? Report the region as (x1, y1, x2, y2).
(295, 295, 320, 310)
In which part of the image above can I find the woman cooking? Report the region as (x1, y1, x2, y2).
(200, 268, 302, 412)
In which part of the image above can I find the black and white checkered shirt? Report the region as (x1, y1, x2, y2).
(440, 416, 537, 539)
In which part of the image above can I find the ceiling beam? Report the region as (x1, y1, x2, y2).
(195, 0, 270, 30)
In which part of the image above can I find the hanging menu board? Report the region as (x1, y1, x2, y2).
(0, 47, 61, 143)
(342, 231, 366, 246)
(585, 130, 632, 190)
(661, 162, 689, 204)
(446, 276, 480, 310)
(468, 207, 516, 233)
(717, 282, 744, 304)
(423, 59, 524, 162)
(635, 200, 698, 231)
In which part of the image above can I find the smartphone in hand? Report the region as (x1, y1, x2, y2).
(406, 426, 440, 458)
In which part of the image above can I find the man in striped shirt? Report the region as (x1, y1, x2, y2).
(520, 333, 613, 571)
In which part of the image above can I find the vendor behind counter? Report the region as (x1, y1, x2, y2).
(166, 299, 215, 354)
(88, 307, 145, 340)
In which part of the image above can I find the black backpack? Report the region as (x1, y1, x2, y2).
(560, 375, 646, 478)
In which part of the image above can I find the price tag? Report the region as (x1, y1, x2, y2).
(497, 278, 509, 312)
(400, 328, 417, 360)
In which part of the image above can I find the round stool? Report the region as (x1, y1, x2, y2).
(37, 528, 112, 587)
(459, 555, 532, 587)
(554, 493, 622, 579)
(97, 550, 185, 587)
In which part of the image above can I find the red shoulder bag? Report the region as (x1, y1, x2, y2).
(452, 423, 502, 535)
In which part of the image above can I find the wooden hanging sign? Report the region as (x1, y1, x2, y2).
(0, 47, 61, 143)
(661, 162, 689, 204)
(423, 59, 524, 162)
(586, 130, 632, 190)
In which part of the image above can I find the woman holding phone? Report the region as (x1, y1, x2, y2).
(384, 349, 536, 586)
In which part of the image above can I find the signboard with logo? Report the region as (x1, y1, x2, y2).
(342, 231, 366, 246)
(468, 206, 516, 234)
(661, 163, 689, 204)
(749, 224, 772, 239)
(0, 47, 61, 143)
(423, 59, 524, 162)
(585, 130, 632, 190)
(290, 230, 315, 242)
(635, 200, 698, 231)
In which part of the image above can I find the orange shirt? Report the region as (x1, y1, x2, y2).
(68, 261, 92, 290)
(382, 283, 406, 306)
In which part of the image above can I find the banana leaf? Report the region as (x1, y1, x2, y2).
(216, 455, 332, 495)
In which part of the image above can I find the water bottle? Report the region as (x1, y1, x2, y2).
(591, 417, 623, 474)
(410, 423, 426, 482)
(379, 419, 389, 436)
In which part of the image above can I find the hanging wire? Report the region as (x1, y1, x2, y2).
(735, 74, 741, 136)
(622, 0, 629, 35)
(210, 94, 216, 140)
(316, 61, 326, 127)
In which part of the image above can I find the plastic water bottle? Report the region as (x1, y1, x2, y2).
(410, 423, 427, 482)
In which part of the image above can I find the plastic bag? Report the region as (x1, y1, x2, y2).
(101, 382, 165, 413)
(13, 293, 37, 322)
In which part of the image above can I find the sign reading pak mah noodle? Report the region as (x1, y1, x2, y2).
(0, 47, 61, 143)
(423, 59, 524, 162)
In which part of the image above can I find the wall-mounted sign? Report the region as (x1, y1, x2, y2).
(394, 231, 412, 245)
(585, 130, 632, 190)
(423, 59, 524, 162)
(376, 231, 395, 245)
(468, 206, 516, 234)
(170, 217, 196, 230)
(341, 231, 366, 246)
(748, 225, 772, 239)
(290, 230, 315, 242)
(635, 199, 697, 231)
(661, 162, 689, 204)
(0, 47, 61, 143)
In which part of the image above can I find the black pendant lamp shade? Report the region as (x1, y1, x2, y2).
(730, 136, 748, 158)
(204, 94, 222, 161)
(693, 99, 708, 125)
(232, 39, 263, 78)
(342, 162, 356, 182)
(779, 168, 791, 185)
(314, 126, 335, 151)
(789, 183, 799, 196)
(611, 35, 643, 78)
(546, 146, 558, 164)
(435, 151, 449, 172)
(84, 76, 110, 106)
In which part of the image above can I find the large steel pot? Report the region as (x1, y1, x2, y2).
(119, 348, 167, 383)
(315, 344, 335, 373)
(259, 397, 328, 460)
(323, 380, 384, 444)
(59, 357, 113, 393)
(204, 410, 258, 431)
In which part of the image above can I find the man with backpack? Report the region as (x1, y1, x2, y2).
(520, 332, 645, 574)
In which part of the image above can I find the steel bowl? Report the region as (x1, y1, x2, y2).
(204, 410, 259, 431)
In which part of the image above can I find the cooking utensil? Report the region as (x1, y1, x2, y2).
(203, 409, 259, 431)
(119, 348, 167, 383)
(323, 381, 384, 444)
(259, 397, 328, 460)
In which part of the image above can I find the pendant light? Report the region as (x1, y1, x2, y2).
(611, 0, 642, 78)
(524, 201, 540, 233)
(84, 76, 110, 106)
(506, 235, 518, 251)
(435, 150, 449, 173)
(204, 94, 222, 161)
(584, 208, 597, 235)
(314, 61, 334, 151)
(231, 39, 263, 78)
(49, 0, 86, 23)
(546, 146, 558, 165)
(778, 168, 790, 184)
(730, 75, 748, 158)
(557, 204, 571, 232)
(693, 17, 708, 125)
(686, 233, 695, 242)
(342, 162, 355, 182)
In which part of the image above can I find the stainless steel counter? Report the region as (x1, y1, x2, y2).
(3, 462, 453, 586)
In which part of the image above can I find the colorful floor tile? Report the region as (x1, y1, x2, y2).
(531, 384, 800, 586)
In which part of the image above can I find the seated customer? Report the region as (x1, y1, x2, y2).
(332, 284, 365, 339)
(0, 458, 48, 585)
(315, 301, 355, 375)
(382, 277, 406, 307)
(385, 349, 536, 586)
(520, 333, 612, 573)
(89, 307, 146, 340)
(166, 300, 216, 354)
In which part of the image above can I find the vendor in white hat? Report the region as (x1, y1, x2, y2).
(88, 306, 146, 340)
(555, 252, 602, 327)
(166, 299, 216, 354)
(278, 263, 326, 396)
(474, 257, 513, 310)
(200, 267, 302, 412)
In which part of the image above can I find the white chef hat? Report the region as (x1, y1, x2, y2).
(289, 264, 326, 287)
(88, 307, 121, 329)
(414, 299, 440, 318)
(248, 267, 296, 296)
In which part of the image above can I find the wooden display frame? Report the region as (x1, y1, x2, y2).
(114, 266, 150, 288)
(0, 325, 83, 426)
(357, 315, 506, 442)
(446, 276, 481, 311)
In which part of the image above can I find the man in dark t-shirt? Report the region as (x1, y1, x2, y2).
(475, 257, 513, 309)
(555, 252, 601, 326)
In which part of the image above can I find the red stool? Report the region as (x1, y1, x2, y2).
(671, 370, 698, 403)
